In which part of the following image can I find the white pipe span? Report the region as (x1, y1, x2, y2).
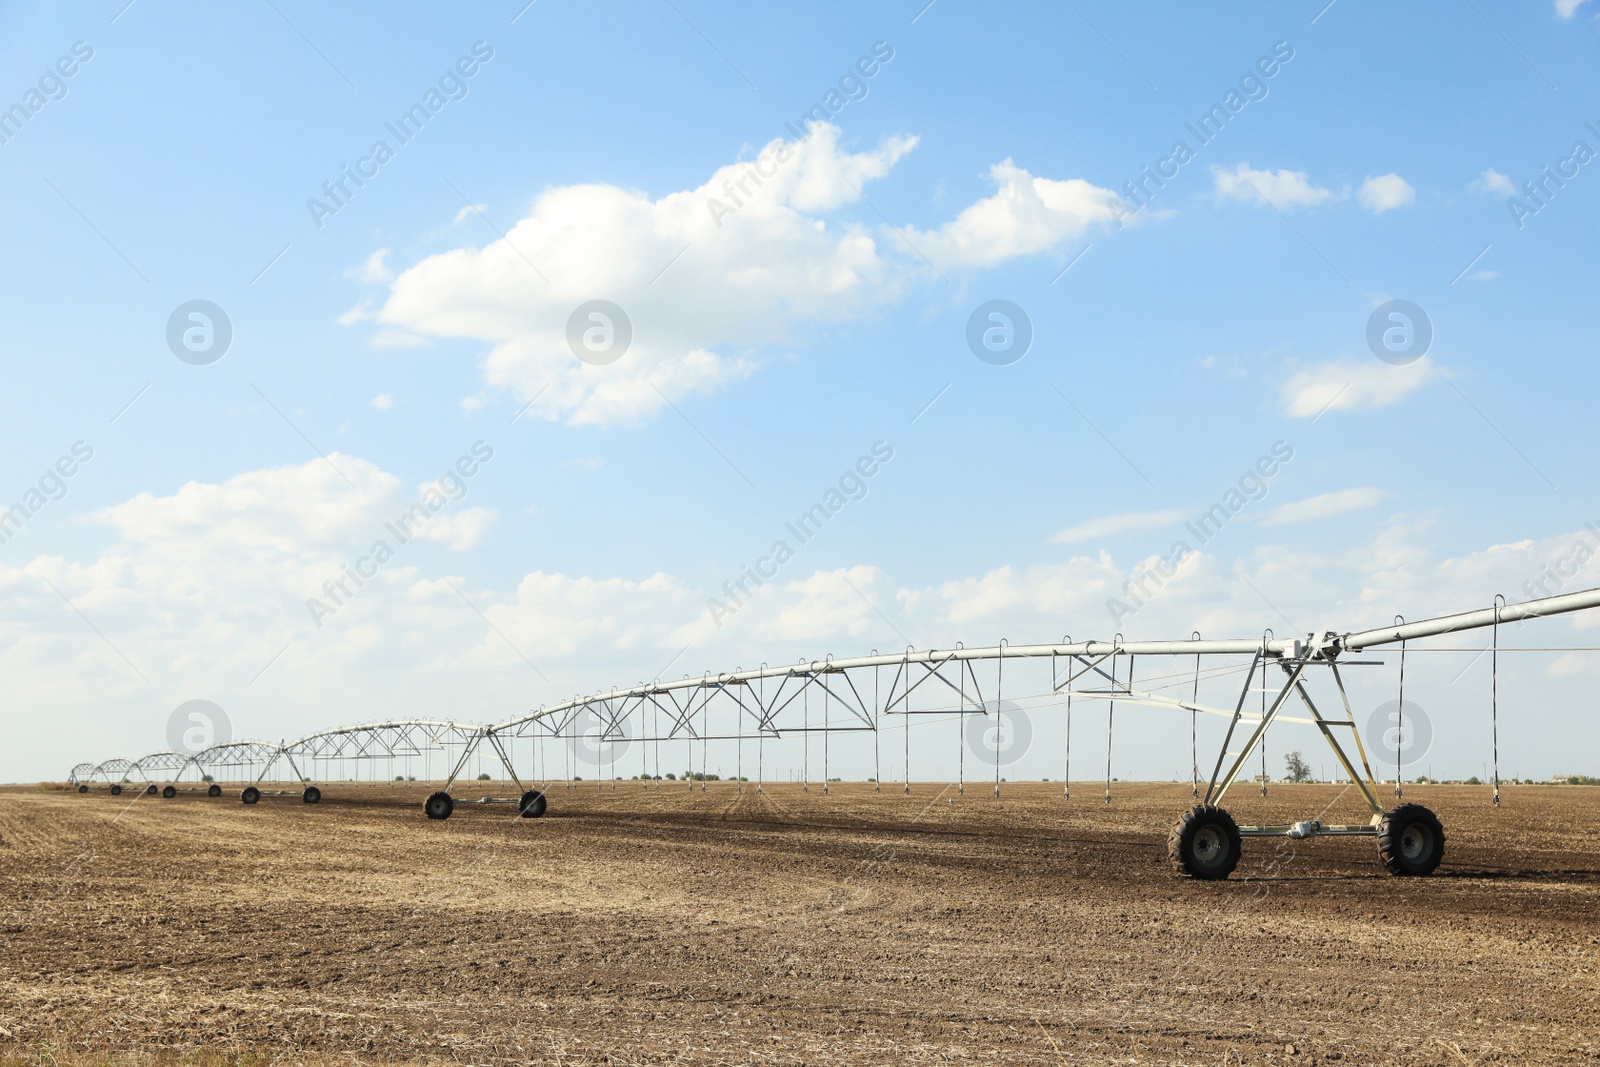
(72, 584, 1600, 777)
(486, 639, 1293, 733)
(1340, 586, 1600, 650)
(489, 585, 1600, 733)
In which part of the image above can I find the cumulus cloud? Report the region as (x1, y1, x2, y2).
(1279, 357, 1440, 418)
(1213, 163, 1335, 208)
(94, 454, 400, 553)
(1557, 0, 1590, 17)
(1358, 173, 1415, 213)
(1472, 169, 1517, 195)
(478, 570, 691, 661)
(1051, 509, 1189, 545)
(13, 451, 1600, 780)
(360, 124, 1115, 427)
(758, 566, 886, 642)
(370, 392, 394, 410)
(1259, 488, 1390, 527)
(901, 159, 1123, 267)
(365, 124, 916, 428)
(347, 249, 394, 284)
(92, 453, 498, 560)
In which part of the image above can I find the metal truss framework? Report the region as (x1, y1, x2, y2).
(64, 585, 1600, 866)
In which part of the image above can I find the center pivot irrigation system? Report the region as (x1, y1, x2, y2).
(68, 585, 1600, 879)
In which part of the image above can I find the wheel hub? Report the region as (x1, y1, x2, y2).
(1194, 826, 1224, 865)
(1401, 824, 1433, 860)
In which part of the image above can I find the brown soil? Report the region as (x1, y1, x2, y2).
(2, 781, 1597, 1066)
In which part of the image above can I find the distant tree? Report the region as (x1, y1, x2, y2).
(1465, 776, 1481, 785)
(1284, 750, 1314, 783)
(476, 773, 491, 781)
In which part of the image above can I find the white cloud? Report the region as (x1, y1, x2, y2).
(370, 392, 394, 410)
(1472, 169, 1517, 196)
(15, 453, 1600, 781)
(91, 454, 498, 559)
(1259, 487, 1390, 527)
(1557, 0, 1590, 18)
(370, 124, 916, 428)
(94, 454, 399, 553)
(478, 570, 690, 660)
(366, 124, 1114, 427)
(1051, 508, 1189, 545)
(901, 159, 1122, 267)
(758, 566, 885, 642)
(1358, 173, 1415, 214)
(453, 203, 488, 224)
(1280, 357, 1440, 418)
(1213, 163, 1334, 209)
(347, 249, 394, 284)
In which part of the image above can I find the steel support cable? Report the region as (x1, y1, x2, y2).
(823, 664, 831, 794)
(1259, 633, 1269, 798)
(1190, 632, 1201, 799)
(1395, 615, 1407, 800)
(903, 648, 911, 794)
(1105, 641, 1123, 806)
(958, 651, 966, 796)
(995, 640, 1005, 799)
(873, 659, 881, 794)
(1063, 641, 1072, 801)
(1493, 595, 1503, 807)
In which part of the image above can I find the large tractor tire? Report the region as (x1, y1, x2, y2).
(1168, 804, 1244, 880)
(424, 792, 455, 820)
(1377, 804, 1445, 876)
(241, 786, 262, 805)
(519, 789, 548, 819)
(303, 786, 322, 804)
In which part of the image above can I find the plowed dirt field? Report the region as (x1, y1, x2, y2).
(3, 782, 1597, 1066)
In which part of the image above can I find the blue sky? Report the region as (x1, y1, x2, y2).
(3, 0, 1600, 784)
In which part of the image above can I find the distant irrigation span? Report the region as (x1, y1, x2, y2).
(67, 585, 1600, 879)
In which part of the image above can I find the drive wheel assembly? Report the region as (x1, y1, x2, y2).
(1377, 803, 1445, 875)
(518, 789, 547, 818)
(1169, 804, 1243, 880)
(424, 792, 455, 820)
